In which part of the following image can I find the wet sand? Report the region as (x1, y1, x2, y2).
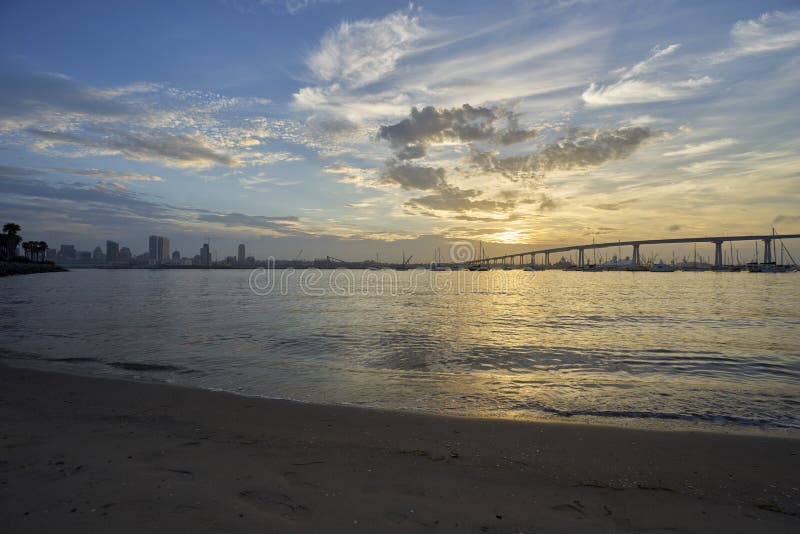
(1, 366, 798, 533)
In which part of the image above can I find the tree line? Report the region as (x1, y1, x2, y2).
(0, 223, 49, 262)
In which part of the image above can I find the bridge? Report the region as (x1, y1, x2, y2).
(465, 234, 800, 268)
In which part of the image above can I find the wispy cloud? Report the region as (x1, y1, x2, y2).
(306, 7, 424, 89)
(28, 128, 239, 168)
(712, 10, 800, 63)
(663, 138, 737, 157)
(582, 45, 714, 107)
(49, 167, 164, 182)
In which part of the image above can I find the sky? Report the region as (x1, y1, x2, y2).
(1, 0, 799, 262)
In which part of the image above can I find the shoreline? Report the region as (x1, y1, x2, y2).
(4, 355, 798, 439)
(0, 260, 67, 277)
(1, 366, 798, 532)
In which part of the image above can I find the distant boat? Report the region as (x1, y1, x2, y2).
(711, 265, 741, 272)
(746, 262, 792, 273)
(523, 265, 536, 271)
(650, 261, 675, 272)
(429, 247, 449, 271)
(395, 251, 412, 270)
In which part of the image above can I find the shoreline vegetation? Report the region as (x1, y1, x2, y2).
(1, 366, 798, 532)
(1, 222, 65, 276)
(0, 260, 68, 277)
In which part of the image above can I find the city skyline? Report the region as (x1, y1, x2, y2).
(1, 1, 799, 261)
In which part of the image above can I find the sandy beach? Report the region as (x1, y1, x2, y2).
(1, 366, 798, 533)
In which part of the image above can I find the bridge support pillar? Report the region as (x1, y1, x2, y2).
(578, 248, 584, 267)
(632, 244, 640, 265)
(714, 241, 723, 267)
(763, 239, 772, 264)
(545, 252, 550, 266)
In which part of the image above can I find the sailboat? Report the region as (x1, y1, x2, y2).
(395, 251, 412, 271)
(681, 243, 708, 271)
(748, 228, 794, 272)
(467, 242, 491, 271)
(430, 248, 449, 271)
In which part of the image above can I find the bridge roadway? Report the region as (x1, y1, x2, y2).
(466, 234, 800, 268)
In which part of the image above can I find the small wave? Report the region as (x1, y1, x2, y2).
(109, 362, 183, 372)
(511, 402, 797, 429)
(43, 357, 101, 364)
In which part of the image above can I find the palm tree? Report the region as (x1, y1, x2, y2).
(3, 222, 20, 236)
(38, 241, 49, 262)
(1, 223, 23, 260)
(21, 241, 32, 260)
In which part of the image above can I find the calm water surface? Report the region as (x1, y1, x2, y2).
(2, 269, 799, 432)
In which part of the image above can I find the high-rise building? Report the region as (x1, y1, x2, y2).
(238, 244, 245, 265)
(92, 246, 105, 262)
(172, 250, 181, 262)
(200, 243, 210, 266)
(59, 244, 76, 260)
(119, 247, 132, 261)
(148, 235, 158, 262)
(106, 240, 119, 263)
(160, 237, 170, 263)
(148, 235, 170, 264)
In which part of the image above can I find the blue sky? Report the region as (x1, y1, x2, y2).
(1, 0, 799, 261)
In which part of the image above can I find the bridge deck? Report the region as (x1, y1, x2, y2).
(470, 234, 800, 263)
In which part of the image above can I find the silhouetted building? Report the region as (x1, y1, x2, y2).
(148, 235, 170, 264)
(93, 246, 105, 262)
(172, 250, 180, 262)
(119, 247, 132, 261)
(200, 243, 210, 266)
(106, 240, 119, 262)
(78, 250, 91, 261)
(59, 244, 76, 260)
(238, 244, 245, 265)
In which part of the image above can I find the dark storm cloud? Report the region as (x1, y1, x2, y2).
(380, 161, 447, 190)
(470, 127, 654, 180)
(28, 128, 238, 167)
